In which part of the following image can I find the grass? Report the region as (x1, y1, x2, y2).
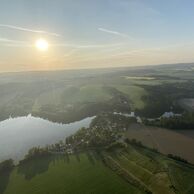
(2, 146, 194, 194)
(108, 146, 174, 194)
(168, 162, 194, 194)
(113, 85, 147, 110)
(61, 85, 112, 104)
(3, 153, 143, 194)
(77, 85, 112, 103)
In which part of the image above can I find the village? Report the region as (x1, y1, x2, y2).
(32, 110, 183, 156)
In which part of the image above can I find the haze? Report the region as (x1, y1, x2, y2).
(1, 0, 194, 72)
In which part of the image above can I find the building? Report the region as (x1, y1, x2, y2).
(161, 112, 182, 118)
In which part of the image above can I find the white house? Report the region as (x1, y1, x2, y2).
(161, 112, 181, 118)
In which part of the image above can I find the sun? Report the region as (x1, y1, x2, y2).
(35, 38, 49, 51)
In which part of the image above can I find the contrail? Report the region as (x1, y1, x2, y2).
(0, 37, 27, 43)
(0, 24, 61, 37)
(98, 27, 134, 39)
(0, 36, 124, 48)
(0, 37, 32, 47)
(51, 43, 125, 49)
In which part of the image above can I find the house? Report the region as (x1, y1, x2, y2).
(161, 112, 182, 118)
(161, 112, 174, 118)
(130, 112, 135, 117)
(136, 116, 142, 123)
(67, 148, 74, 154)
(113, 111, 135, 117)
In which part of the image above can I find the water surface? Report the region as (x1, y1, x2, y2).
(0, 115, 94, 162)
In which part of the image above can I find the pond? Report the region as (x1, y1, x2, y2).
(0, 115, 95, 162)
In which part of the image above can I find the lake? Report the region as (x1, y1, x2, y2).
(0, 115, 95, 162)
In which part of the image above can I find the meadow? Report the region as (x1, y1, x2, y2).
(2, 144, 194, 194)
(3, 153, 142, 194)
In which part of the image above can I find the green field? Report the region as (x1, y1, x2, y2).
(106, 146, 174, 194)
(3, 153, 143, 194)
(2, 144, 194, 194)
(168, 162, 194, 194)
(113, 84, 147, 109)
(104, 144, 194, 194)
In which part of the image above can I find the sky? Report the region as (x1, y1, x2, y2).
(1, 0, 194, 72)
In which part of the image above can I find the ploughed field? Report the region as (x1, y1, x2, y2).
(126, 123, 194, 163)
(2, 144, 194, 194)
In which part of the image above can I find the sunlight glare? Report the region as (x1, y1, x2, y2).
(35, 38, 49, 51)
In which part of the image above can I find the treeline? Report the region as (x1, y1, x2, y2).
(0, 159, 14, 194)
(138, 82, 194, 118)
(125, 138, 159, 153)
(19, 147, 51, 164)
(144, 112, 194, 129)
(168, 154, 188, 164)
(125, 138, 190, 164)
(0, 159, 14, 174)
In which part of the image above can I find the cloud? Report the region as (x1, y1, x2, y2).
(0, 37, 32, 47)
(0, 36, 124, 49)
(0, 24, 61, 37)
(98, 28, 134, 39)
(0, 37, 27, 43)
(51, 42, 125, 49)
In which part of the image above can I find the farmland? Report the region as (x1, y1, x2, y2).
(125, 123, 194, 163)
(1, 64, 194, 193)
(2, 143, 194, 194)
(3, 153, 143, 194)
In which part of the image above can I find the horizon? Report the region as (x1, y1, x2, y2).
(1, 1, 194, 193)
(0, 62, 194, 75)
(1, 0, 194, 72)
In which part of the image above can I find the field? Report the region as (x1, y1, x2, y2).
(2, 144, 194, 194)
(125, 123, 194, 163)
(3, 153, 143, 194)
(107, 147, 173, 194)
(168, 163, 194, 194)
(112, 84, 147, 109)
(1, 64, 194, 193)
(1, 64, 194, 122)
(106, 144, 194, 194)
